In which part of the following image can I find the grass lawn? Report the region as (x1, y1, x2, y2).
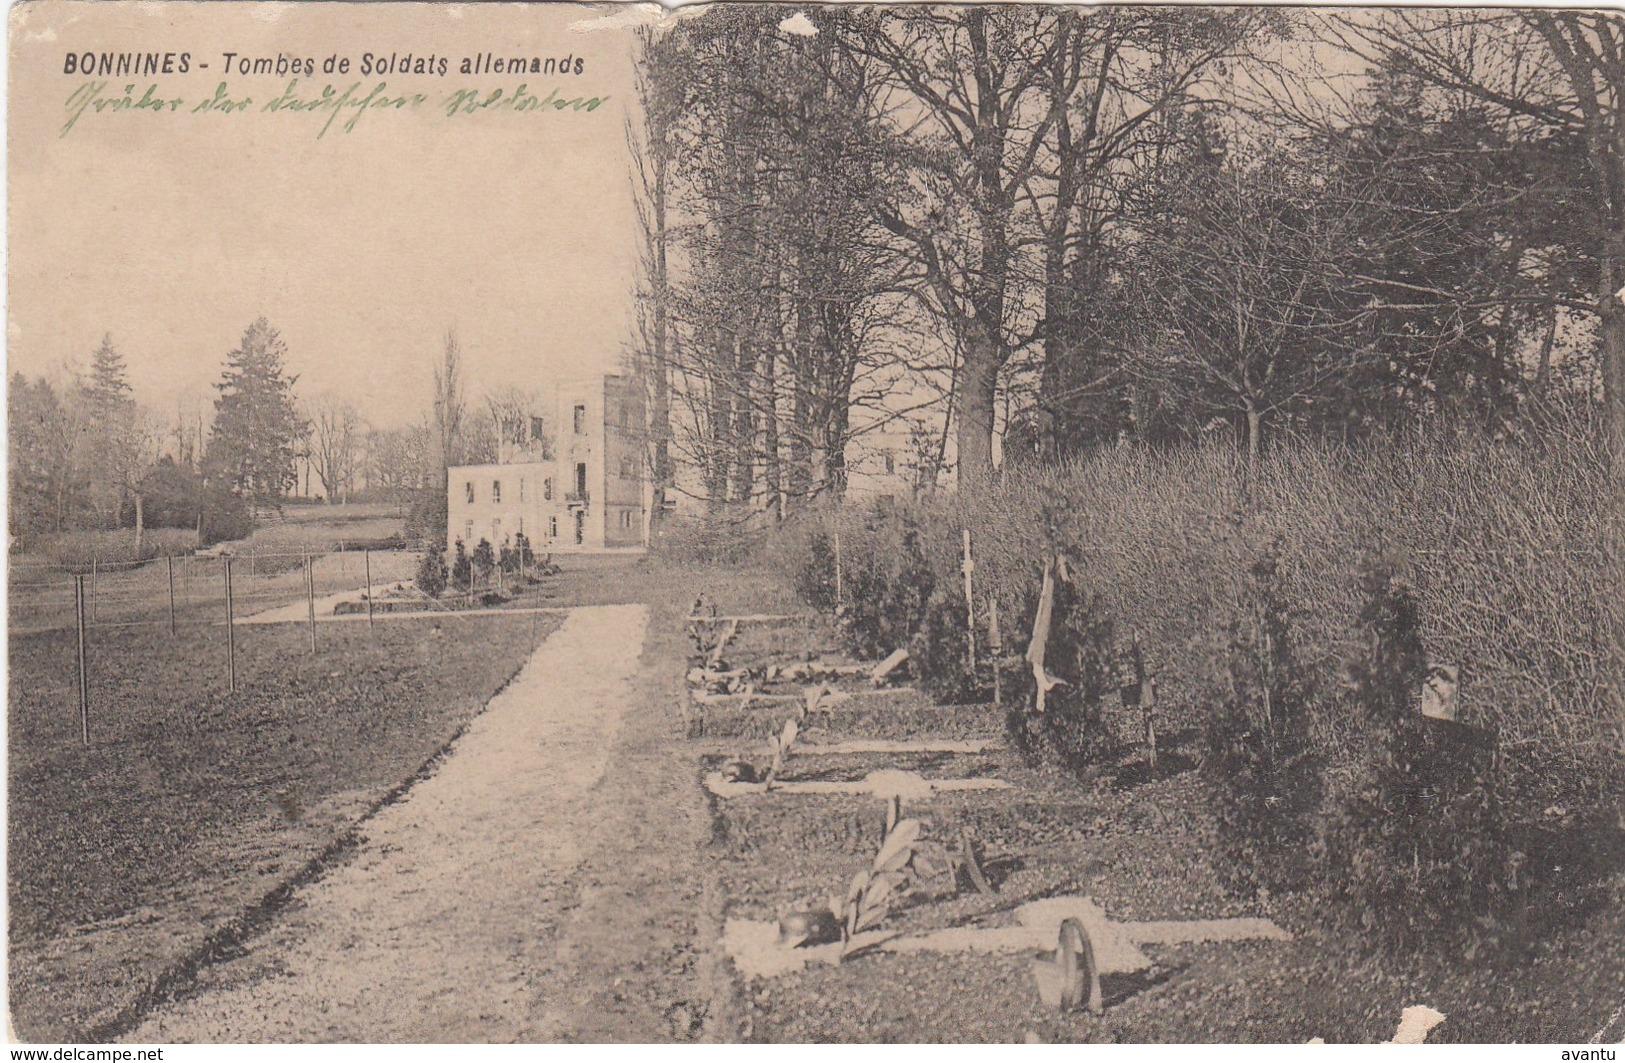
(7, 611, 561, 1040)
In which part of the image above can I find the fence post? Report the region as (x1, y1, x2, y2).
(75, 575, 90, 746)
(305, 554, 317, 654)
(364, 549, 375, 632)
(833, 527, 844, 609)
(961, 529, 977, 665)
(989, 598, 1002, 708)
(167, 555, 177, 636)
(224, 557, 237, 693)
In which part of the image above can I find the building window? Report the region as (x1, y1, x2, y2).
(492, 518, 501, 542)
(619, 456, 635, 479)
(464, 521, 474, 544)
(573, 404, 586, 435)
(575, 462, 588, 498)
(543, 478, 553, 501)
(884, 452, 896, 475)
(464, 482, 475, 504)
(492, 480, 502, 504)
(519, 479, 526, 503)
(548, 515, 558, 538)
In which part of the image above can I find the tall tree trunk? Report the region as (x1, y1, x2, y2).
(730, 330, 757, 505)
(706, 346, 733, 514)
(787, 354, 814, 508)
(762, 341, 782, 521)
(824, 399, 851, 501)
(786, 255, 816, 509)
(957, 326, 1001, 485)
(1534, 300, 1559, 399)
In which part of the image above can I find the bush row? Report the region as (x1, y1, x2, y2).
(767, 425, 1622, 951)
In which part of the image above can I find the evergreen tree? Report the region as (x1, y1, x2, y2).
(78, 334, 142, 527)
(83, 333, 133, 416)
(206, 317, 305, 515)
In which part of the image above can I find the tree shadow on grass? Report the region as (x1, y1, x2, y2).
(1099, 963, 1182, 1009)
(1108, 751, 1198, 791)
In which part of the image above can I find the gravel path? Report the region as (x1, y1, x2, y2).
(127, 603, 649, 1043)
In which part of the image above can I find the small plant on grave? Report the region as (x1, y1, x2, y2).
(839, 816, 927, 958)
(1202, 542, 1323, 896)
(415, 539, 449, 599)
(688, 624, 714, 664)
(1048, 582, 1119, 769)
(1324, 554, 1510, 953)
(761, 718, 799, 787)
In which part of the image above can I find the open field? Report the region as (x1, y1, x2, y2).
(7, 611, 561, 1040)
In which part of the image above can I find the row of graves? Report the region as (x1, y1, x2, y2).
(681, 569, 1305, 1042)
(681, 534, 1483, 1041)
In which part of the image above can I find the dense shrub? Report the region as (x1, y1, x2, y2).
(652, 508, 763, 564)
(129, 457, 202, 529)
(793, 530, 840, 614)
(405, 487, 447, 543)
(415, 541, 448, 598)
(911, 587, 985, 704)
(471, 538, 496, 589)
(450, 538, 471, 592)
(769, 419, 1620, 942)
(1325, 558, 1513, 950)
(499, 532, 535, 575)
(1027, 566, 1119, 772)
(834, 517, 938, 660)
(198, 483, 252, 546)
(1202, 544, 1323, 895)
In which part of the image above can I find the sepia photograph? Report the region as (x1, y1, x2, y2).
(5, 0, 1623, 1046)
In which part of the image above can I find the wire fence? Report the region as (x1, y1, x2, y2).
(10, 544, 565, 748)
(8, 547, 422, 635)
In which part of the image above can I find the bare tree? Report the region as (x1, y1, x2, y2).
(369, 423, 433, 515)
(1328, 9, 1625, 456)
(306, 394, 362, 503)
(481, 386, 542, 462)
(1131, 147, 1375, 462)
(432, 328, 467, 471)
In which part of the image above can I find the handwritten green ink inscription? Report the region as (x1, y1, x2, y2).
(59, 80, 612, 138)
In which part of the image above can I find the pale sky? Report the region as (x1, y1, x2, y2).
(7, 1, 650, 429)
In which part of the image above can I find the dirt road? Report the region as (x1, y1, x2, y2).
(128, 603, 650, 1042)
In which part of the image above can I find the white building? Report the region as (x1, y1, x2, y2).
(447, 374, 646, 553)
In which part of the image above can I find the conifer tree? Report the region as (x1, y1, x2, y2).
(206, 317, 305, 515)
(78, 334, 142, 528)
